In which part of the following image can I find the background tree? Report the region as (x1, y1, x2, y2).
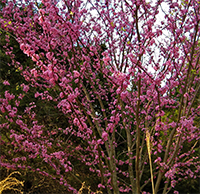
(0, 0, 199, 194)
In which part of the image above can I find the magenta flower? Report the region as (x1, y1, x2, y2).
(102, 131, 108, 141)
(73, 70, 80, 78)
(3, 80, 10, 85)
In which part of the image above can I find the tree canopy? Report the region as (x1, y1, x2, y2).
(0, 0, 199, 193)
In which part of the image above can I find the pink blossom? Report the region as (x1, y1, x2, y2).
(102, 131, 108, 141)
(0, 106, 6, 113)
(154, 157, 161, 163)
(157, 144, 163, 153)
(39, 9, 45, 15)
(20, 43, 25, 50)
(116, 87, 121, 94)
(60, 92, 65, 98)
(98, 183, 105, 189)
(5, 91, 15, 101)
(31, 54, 40, 62)
(35, 92, 40, 98)
(3, 80, 10, 85)
(46, 52, 53, 61)
(67, 94, 75, 102)
(120, 91, 128, 100)
(22, 84, 29, 93)
(97, 139, 103, 144)
(73, 70, 80, 78)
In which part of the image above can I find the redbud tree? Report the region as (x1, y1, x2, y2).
(0, 0, 199, 193)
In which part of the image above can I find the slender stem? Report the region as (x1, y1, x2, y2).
(136, 75, 141, 194)
(146, 130, 155, 194)
(119, 99, 136, 194)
